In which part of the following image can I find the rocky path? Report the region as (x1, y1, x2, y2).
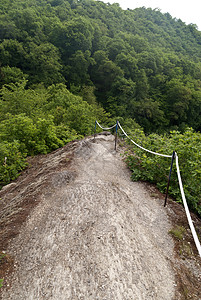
(1, 134, 178, 299)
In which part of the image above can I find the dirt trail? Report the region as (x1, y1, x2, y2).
(0, 134, 181, 299)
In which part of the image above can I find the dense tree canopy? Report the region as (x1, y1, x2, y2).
(0, 0, 201, 132)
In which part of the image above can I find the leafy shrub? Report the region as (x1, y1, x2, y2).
(55, 124, 81, 144)
(0, 278, 3, 288)
(0, 141, 27, 187)
(125, 128, 201, 217)
(0, 113, 38, 154)
(0, 81, 110, 189)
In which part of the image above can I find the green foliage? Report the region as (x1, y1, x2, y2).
(27, 42, 65, 86)
(0, 252, 6, 288)
(0, 140, 27, 187)
(0, 113, 38, 154)
(0, 252, 6, 261)
(0, 66, 28, 87)
(169, 226, 186, 240)
(0, 80, 46, 118)
(0, 0, 201, 131)
(0, 79, 109, 188)
(125, 128, 201, 217)
(0, 278, 3, 288)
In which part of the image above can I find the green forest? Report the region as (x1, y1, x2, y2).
(0, 0, 200, 215)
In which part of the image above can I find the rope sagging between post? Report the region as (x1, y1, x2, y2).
(94, 120, 201, 257)
(96, 120, 116, 131)
(117, 121, 172, 158)
(117, 120, 201, 257)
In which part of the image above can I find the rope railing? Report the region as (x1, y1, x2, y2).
(175, 154, 201, 257)
(117, 121, 172, 158)
(95, 120, 201, 257)
(96, 120, 117, 131)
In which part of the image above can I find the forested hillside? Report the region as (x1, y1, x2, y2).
(1, 0, 201, 132)
(0, 0, 201, 216)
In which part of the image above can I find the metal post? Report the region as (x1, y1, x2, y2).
(164, 151, 175, 207)
(94, 120, 97, 142)
(114, 121, 118, 151)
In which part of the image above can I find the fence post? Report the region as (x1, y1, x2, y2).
(94, 120, 97, 142)
(114, 121, 118, 151)
(164, 151, 175, 207)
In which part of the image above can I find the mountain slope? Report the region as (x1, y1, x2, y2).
(1, 0, 201, 131)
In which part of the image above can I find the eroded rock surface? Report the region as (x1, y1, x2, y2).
(0, 135, 191, 299)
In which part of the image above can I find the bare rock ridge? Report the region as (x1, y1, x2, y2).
(0, 134, 200, 299)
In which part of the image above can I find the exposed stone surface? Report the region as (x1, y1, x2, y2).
(0, 135, 200, 299)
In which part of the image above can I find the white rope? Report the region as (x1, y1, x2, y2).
(96, 120, 201, 256)
(117, 121, 172, 158)
(96, 120, 116, 131)
(175, 153, 201, 257)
